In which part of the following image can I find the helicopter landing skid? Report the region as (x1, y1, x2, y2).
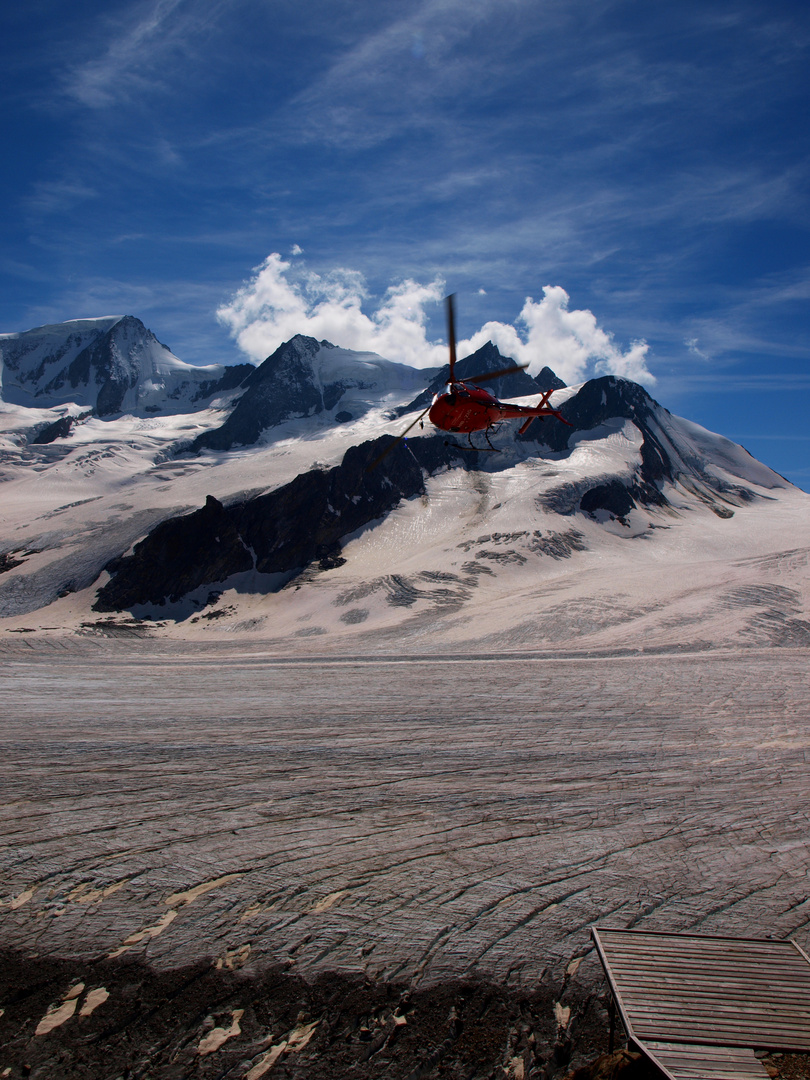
(444, 428, 500, 453)
(444, 441, 498, 453)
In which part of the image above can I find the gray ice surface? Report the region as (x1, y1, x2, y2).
(1, 642, 809, 990)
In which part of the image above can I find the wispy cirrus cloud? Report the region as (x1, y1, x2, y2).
(23, 178, 97, 216)
(61, 0, 228, 109)
(276, 0, 533, 148)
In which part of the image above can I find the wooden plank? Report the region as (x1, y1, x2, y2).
(631, 1026, 810, 1051)
(631, 1019, 810, 1042)
(606, 970, 810, 986)
(649, 1061, 765, 1077)
(597, 928, 804, 946)
(604, 947, 802, 963)
(627, 1012, 810, 1031)
(609, 969, 810, 984)
(606, 960, 810, 974)
(609, 967, 810, 984)
(619, 990, 810, 1007)
(595, 929, 802, 948)
(603, 943, 799, 959)
(619, 984, 810, 1002)
(615, 990, 810, 1007)
(604, 951, 810, 967)
(604, 958, 806, 978)
(598, 935, 800, 952)
(627, 1008, 810, 1028)
(614, 976, 810, 997)
(623, 1006, 810, 1027)
(604, 941, 796, 952)
(645, 1061, 766, 1078)
(612, 981, 810, 995)
(631, 1017, 810, 1035)
(625, 1012, 810, 1035)
(645, 1044, 764, 1059)
(632, 1027, 810, 1045)
(622, 984, 810, 997)
(597, 945, 800, 964)
(605, 957, 810, 974)
(607, 960, 805, 973)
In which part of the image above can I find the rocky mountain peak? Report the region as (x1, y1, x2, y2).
(190, 335, 428, 455)
(242, 334, 324, 391)
(0, 315, 252, 417)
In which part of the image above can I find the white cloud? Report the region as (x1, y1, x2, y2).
(217, 252, 656, 385)
(464, 286, 654, 384)
(686, 337, 710, 360)
(217, 253, 447, 368)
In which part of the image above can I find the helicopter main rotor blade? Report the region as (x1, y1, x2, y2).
(461, 363, 529, 385)
(446, 293, 457, 384)
(365, 404, 433, 472)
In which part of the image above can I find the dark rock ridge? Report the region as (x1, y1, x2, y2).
(393, 341, 565, 417)
(94, 436, 474, 611)
(67, 318, 252, 417)
(193, 337, 556, 456)
(0, 319, 116, 401)
(31, 410, 93, 444)
(188, 362, 253, 402)
(535, 364, 568, 392)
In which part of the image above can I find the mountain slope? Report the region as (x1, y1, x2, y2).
(92, 375, 796, 625)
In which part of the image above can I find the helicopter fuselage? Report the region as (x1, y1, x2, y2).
(428, 381, 566, 434)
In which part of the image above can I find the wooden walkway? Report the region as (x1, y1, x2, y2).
(591, 927, 810, 1080)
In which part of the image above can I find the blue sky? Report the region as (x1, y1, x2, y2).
(2, 0, 809, 486)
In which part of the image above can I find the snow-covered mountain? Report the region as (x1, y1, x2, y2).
(0, 315, 252, 416)
(0, 315, 808, 654)
(190, 334, 434, 453)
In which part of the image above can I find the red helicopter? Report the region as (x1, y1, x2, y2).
(374, 294, 571, 467)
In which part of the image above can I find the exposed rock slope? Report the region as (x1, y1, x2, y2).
(95, 435, 472, 610)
